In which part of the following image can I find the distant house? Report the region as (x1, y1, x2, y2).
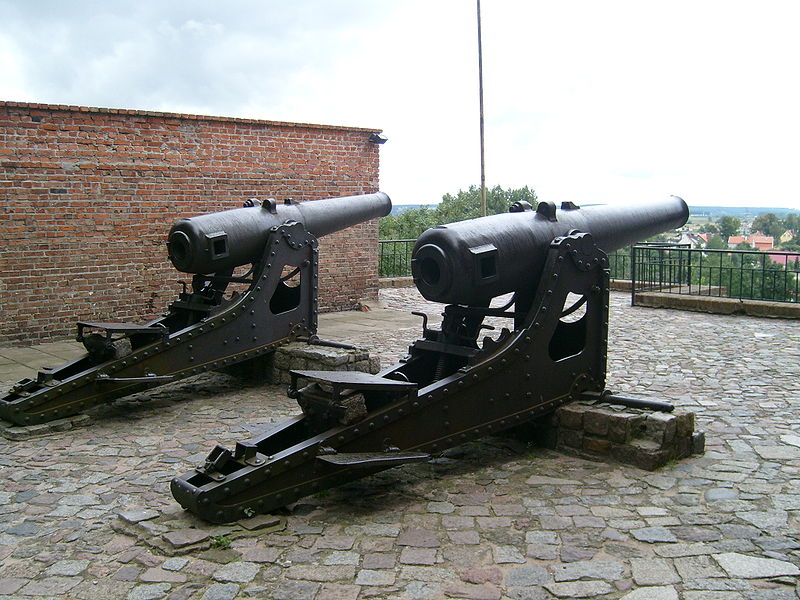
(749, 235, 775, 251)
(671, 232, 707, 248)
(727, 234, 774, 250)
(779, 230, 795, 244)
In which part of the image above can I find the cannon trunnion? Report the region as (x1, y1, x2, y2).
(0, 192, 391, 426)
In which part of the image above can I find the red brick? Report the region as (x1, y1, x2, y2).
(0, 101, 381, 344)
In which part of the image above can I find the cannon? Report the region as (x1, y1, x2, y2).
(171, 196, 689, 523)
(0, 192, 391, 426)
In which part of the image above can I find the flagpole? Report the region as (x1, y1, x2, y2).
(477, 0, 487, 217)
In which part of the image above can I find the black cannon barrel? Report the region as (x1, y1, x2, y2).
(412, 196, 689, 305)
(168, 192, 392, 274)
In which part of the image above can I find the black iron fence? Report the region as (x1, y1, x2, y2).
(632, 244, 800, 304)
(379, 239, 416, 278)
(607, 249, 633, 280)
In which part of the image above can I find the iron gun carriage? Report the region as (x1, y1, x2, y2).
(172, 196, 689, 522)
(0, 192, 391, 426)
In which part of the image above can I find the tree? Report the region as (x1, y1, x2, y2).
(705, 235, 727, 249)
(436, 185, 538, 224)
(782, 213, 800, 233)
(778, 239, 800, 252)
(717, 216, 741, 240)
(378, 205, 437, 240)
(751, 213, 783, 238)
(699, 223, 719, 234)
(379, 185, 538, 240)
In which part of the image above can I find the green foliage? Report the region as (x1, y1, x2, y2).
(211, 535, 232, 549)
(379, 185, 537, 240)
(378, 185, 538, 277)
(699, 223, 719, 234)
(378, 205, 437, 241)
(779, 240, 800, 252)
(717, 215, 741, 240)
(784, 213, 800, 232)
(705, 234, 726, 249)
(751, 213, 784, 238)
(436, 184, 538, 223)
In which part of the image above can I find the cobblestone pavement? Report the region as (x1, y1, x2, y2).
(1, 289, 799, 599)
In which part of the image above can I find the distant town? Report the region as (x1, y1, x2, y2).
(676, 205, 799, 257)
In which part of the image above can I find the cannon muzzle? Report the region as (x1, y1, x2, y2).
(168, 192, 392, 274)
(412, 196, 688, 305)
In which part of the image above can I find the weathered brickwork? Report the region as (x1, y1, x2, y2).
(0, 101, 382, 344)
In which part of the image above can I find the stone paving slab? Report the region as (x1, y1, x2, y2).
(0, 290, 798, 599)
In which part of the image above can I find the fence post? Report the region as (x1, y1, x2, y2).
(687, 248, 692, 291)
(630, 245, 637, 306)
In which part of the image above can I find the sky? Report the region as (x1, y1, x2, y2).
(1, 0, 799, 210)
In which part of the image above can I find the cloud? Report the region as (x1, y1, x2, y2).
(0, 0, 393, 113)
(1, 0, 799, 208)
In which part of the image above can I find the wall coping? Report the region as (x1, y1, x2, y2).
(634, 290, 800, 319)
(0, 100, 380, 134)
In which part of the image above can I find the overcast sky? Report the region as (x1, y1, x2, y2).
(2, 0, 799, 209)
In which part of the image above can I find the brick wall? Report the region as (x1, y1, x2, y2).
(0, 102, 382, 345)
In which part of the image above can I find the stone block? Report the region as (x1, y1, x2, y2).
(583, 408, 611, 436)
(611, 442, 671, 471)
(557, 404, 587, 430)
(269, 342, 377, 383)
(607, 412, 646, 443)
(273, 351, 291, 369)
(643, 412, 677, 446)
(559, 428, 584, 449)
(692, 431, 706, 454)
(674, 436, 692, 459)
(526, 399, 700, 471)
(674, 410, 694, 438)
(583, 436, 611, 455)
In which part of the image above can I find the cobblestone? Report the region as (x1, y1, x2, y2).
(0, 290, 798, 598)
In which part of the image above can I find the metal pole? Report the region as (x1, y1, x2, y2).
(477, 0, 487, 217)
(630, 245, 637, 306)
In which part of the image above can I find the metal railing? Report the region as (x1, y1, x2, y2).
(379, 239, 416, 277)
(607, 249, 633, 280)
(632, 245, 800, 304)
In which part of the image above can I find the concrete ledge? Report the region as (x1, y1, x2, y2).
(379, 276, 414, 288)
(636, 291, 800, 319)
(609, 279, 633, 292)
